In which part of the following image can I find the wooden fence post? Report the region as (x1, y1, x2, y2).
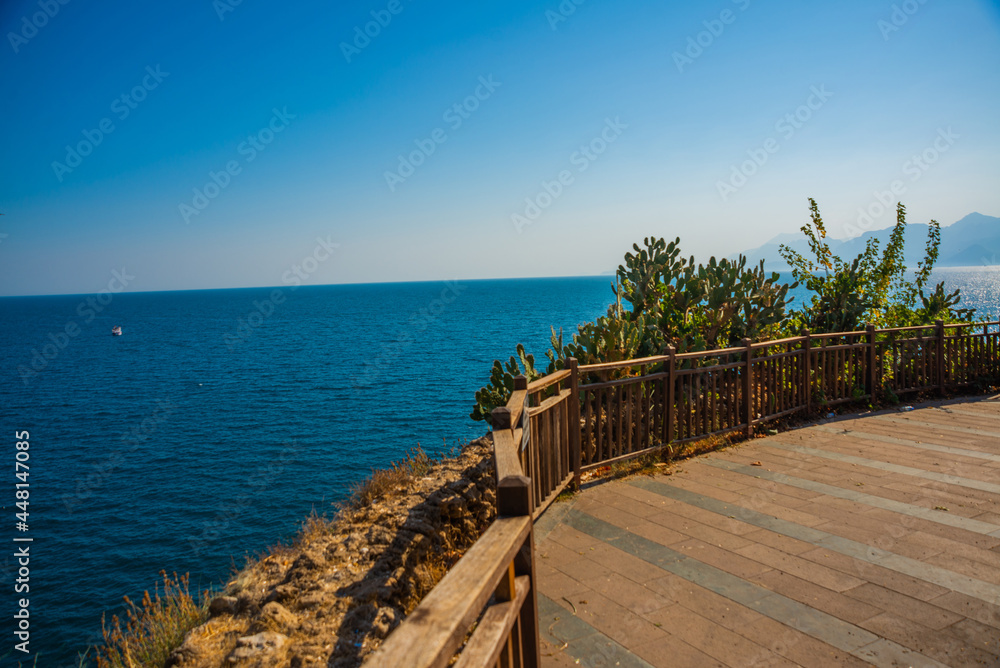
(665, 346, 676, 447)
(866, 323, 877, 401)
(742, 338, 753, 439)
(936, 320, 946, 396)
(492, 406, 511, 431)
(801, 330, 811, 416)
(568, 358, 581, 490)
(495, 475, 539, 667)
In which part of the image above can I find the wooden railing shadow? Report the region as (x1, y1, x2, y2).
(326, 453, 495, 667)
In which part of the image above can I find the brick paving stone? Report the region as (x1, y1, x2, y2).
(843, 583, 965, 630)
(546, 523, 605, 552)
(924, 551, 1000, 586)
(585, 541, 680, 586)
(642, 497, 763, 537)
(861, 507, 1000, 549)
(798, 546, 951, 601)
(898, 530, 1000, 569)
(643, 576, 764, 631)
(549, 589, 669, 648)
(817, 430, 995, 465)
(947, 618, 1000, 658)
(809, 519, 930, 559)
(586, 486, 665, 519)
(537, 539, 593, 566)
(537, 564, 593, 601)
(670, 538, 774, 580)
(539, 639, 581, 668)
(550, 555, 614, 583)
(660, 475, 751, 504)
(585, 570, 674, 616)
(859, 612, 1000, 667)
(574, 498, 657, 532)
(749, 569, 882, 625)
(642, 605, 797, 668)
(644, 513, 754, 551)
(628, 634, 727, 668)
(880, 479, 1000, 508)
(739, 527, 817, 555)
(836, 422, 1000, 455)
(975, 511, 1000, 525)
(743, 617, 876, 668)
(735, 542, 866, 592)
(622, 517, 697, 548)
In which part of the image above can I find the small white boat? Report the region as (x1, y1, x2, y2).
(112, 326, 122, 336)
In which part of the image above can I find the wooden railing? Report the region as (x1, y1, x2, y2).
(578, 320, 999, 469)
(367, 319, 997, 668)
(367, 378, 540, 668)
(494, 370, 582, 520)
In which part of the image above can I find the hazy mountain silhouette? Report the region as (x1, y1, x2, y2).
(740, 212, 999, 269)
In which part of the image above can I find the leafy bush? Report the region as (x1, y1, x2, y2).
(779, 199, 974, 330)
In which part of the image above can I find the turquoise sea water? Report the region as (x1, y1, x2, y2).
(0, 270, 995, 665)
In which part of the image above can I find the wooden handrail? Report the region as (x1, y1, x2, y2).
(527, 369, 571, 393)
(750, 335, 807, 348)
(366, 516, 532, 668)
(452, 575, 531, 668)
(579, 354, 672, 372)
(527, 388, 571, 416)
(676, 346, 746, 360)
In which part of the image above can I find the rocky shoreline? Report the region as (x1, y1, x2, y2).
(166, 437, 496, 668)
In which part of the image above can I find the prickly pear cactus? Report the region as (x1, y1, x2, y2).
(470, 344, 542, 426)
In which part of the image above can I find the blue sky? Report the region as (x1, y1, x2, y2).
(1, 0, 998, 296)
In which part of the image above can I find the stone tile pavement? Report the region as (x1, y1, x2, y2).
(535, 395, 1000, 667)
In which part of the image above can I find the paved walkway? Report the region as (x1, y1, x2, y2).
(535, 395, 1000, 667)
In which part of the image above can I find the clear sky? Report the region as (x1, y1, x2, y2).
(1, 0, 998, 296)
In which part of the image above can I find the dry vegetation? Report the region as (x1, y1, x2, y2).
(95, 572, 208, 668)
(86, 438, 496, 668)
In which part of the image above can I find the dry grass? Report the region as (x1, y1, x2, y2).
(87, 443, 470, 667)
(346, 446, 433, 509)
(95, 571, 207, 668)
(293, 508, 334, 547)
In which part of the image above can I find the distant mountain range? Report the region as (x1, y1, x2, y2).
(738, 212, 999, 269)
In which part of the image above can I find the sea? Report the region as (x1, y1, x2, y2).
(0, 267, 996, 666)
